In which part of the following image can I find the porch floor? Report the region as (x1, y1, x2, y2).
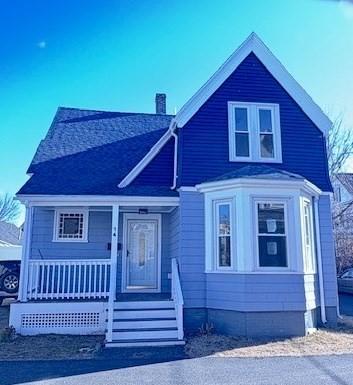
(115, 293, 171, 302)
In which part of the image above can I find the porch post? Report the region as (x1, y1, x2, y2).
(107, 204, 119, 342)
(17, 205, 34, 302)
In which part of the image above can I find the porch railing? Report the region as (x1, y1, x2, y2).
(25, 259, 111, 300)
(171, 258, 184, 340)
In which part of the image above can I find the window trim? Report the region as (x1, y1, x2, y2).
(302, 198, 316, 273)
(254, 199, 290, 271)
(213, 200, 234, 270)
(228, 101, 282, 163)
(53, 208, 89, 242)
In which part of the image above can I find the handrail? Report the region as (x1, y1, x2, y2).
(171, 258, 184, 340)
(26, 259, 110, 300)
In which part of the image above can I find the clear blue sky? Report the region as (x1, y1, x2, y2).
(1, 0, 353, 223)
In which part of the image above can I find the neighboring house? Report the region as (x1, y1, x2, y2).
(332, 173, 353, 272)
(0, 221, 22, 295)
(332, 173, 353, 206)
(0, 221, 22, 261)
(10, 33, 338, 347)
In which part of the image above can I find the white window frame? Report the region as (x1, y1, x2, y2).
(254, 199, 290, 271)
(53, 208, 89, 242)
(213, 199, 234, 270)
(228, 101, 282, 163)
(302, 198, 316, 273)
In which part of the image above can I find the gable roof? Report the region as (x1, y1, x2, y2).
(175, 33, 331, 134)
(19, 107, 177, 196)
(119, 33, 332, 188)
(0, 221, 22, 246)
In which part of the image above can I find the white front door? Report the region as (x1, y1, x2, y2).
(122, 214, 161, 292)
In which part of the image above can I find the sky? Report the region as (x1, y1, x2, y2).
(1, 0, 353, 224)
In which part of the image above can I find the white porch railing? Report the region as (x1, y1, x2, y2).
(25, 259, 111, 300)
(171, 258, 184, 340)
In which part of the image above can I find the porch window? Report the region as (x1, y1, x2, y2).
(214, 200, 233, 269)
(256, 202, 288, 268)
(228, 102, 282, 162)
(54, 209, 88, 242)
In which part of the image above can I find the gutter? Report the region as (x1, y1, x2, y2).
(314, 197, 327, 324)
(170, 120, 178, 190)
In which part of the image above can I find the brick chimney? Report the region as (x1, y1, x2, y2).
(155, 93, 166, 114)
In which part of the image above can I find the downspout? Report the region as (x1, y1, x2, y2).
(314, 196, 327, 324)
(170, 120, 178, 190)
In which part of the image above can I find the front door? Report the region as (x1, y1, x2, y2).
(122, 214, 161, 292)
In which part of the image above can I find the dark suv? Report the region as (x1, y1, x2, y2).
(0, 260, 20, 294)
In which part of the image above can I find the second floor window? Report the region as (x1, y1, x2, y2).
(228, 102, 282, 163)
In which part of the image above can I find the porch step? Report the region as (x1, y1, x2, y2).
(106, 339, 185, 348)
(113, 309, 176, 319)
(106, 299, 184, 347)
(112, 329, 178, 340)
(113, 319, 177, 329)
(113, 300, 174, 310)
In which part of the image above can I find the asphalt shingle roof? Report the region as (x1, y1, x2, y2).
(206, 165, 304, 183)
(19, 107, 176, 196)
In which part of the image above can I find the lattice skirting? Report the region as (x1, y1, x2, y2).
(9, 302, 107, 335)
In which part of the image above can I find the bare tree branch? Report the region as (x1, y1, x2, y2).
(328, 114, 353, 272)
(333, 199, 353, 220)
(0, 193, 20, 223)
(327, 115, 353, 177)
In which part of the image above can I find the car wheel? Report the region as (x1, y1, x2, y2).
(2, 272, 19, 293)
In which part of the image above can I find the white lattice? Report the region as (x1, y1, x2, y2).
(21, 312, 100, 329)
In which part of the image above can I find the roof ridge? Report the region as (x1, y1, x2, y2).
(57, 106, 175, 117)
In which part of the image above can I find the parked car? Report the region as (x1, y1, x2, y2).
(0, 221, 22, 303)
(338, 268, 353, 294)
(0, 261, 20, 293)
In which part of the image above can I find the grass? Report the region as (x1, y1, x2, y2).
(2, 300, 353, 360)
(0, 304, 104, 361)
(186, 318, 353, 358)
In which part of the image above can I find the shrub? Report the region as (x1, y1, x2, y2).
(0, 326, 16, 343)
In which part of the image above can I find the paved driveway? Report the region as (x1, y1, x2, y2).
(1, 353, 353, 385)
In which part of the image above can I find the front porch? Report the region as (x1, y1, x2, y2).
(10, 197, 184, 346)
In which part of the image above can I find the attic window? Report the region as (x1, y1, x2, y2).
(53, 209, 88, 242)
(228, 102, 282, 163)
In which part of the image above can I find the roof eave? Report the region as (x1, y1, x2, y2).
(195, 177, 322, 195)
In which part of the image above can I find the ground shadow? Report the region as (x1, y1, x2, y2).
(0, 346, 187, 385)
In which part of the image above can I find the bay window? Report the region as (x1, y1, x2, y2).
(214, 200, 233, 269)
(256, 202, 288, 268)
(302, 199, 315, 272)
(202, 179, 319, 274)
